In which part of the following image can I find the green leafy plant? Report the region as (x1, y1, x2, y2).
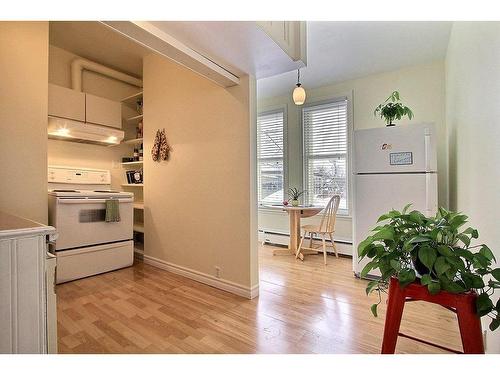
(288, 187, 305, 201)
(358, 205, 500, 331)
(374, 91, 414, 126)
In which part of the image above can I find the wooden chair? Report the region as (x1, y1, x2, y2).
(295, 194, 341, 264)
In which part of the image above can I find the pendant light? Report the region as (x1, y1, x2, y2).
(292, 69, 306, 105)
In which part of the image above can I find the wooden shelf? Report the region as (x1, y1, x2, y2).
(133, 222, 144, 233)
(134, 241, 144, 258)
(122, 161, 143, 166)
(108, 137, 143, 147)
(121, 91, 143, 106)
(122, 138, 143, 145)
(126, 114, 143, 123)
(121, 183, 143, 187)
(134, 249, 144, 257)
(133, 202, 144, 210)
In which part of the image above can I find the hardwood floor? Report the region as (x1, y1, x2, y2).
(56, 244, 463, 353)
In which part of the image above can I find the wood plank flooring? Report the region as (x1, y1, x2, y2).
(56, 244, 463, 353)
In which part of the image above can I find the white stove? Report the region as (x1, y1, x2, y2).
(48, 166, 134, 283)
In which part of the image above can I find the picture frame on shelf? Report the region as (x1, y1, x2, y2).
(132, 170, 143, 184)
(126, 169, 143, 184)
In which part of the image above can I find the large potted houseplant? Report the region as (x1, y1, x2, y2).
(374, 91, 414, 126)
(358, 205, 500, 331)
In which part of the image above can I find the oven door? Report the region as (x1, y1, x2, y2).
(53, 197, 134, 251)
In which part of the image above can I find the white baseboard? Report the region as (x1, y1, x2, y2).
(143, 254, 259, 300)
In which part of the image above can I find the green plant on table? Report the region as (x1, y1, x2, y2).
(358, 205, 500, 331)
(288, 187, 305, 201)
(374, 91, 414, 126)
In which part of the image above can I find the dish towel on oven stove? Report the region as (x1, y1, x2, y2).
(105, 199, 121, 222)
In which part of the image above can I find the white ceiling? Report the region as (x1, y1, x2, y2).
(148, 21, 302, 79)
(257, 21, 452, 99)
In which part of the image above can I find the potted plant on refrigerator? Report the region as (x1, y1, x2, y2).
(374, 91, 414, 126)
(288, 188, 305, 207)
(358, 205, 500, 332)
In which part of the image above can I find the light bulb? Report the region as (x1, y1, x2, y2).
(293, 85, 306, 105)
(105, 136, 118, 144)
(56, 127, 70, 137)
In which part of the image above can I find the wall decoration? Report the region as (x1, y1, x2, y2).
(159, 129, 171, 160)
(151, 128, 171, 162)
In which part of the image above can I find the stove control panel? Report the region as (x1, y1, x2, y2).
(48, 166, 110, 185)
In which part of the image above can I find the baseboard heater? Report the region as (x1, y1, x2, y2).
(259, 230, 353, 256)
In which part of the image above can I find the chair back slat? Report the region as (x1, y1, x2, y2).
(319, 195, 341, 233)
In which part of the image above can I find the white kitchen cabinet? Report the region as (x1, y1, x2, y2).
(48, 83, 86, 122)
(85, 93, 122, 129)
(48, 83, 122, 129)
(0, 212, 57, 354)
(256, 21, 307, 65)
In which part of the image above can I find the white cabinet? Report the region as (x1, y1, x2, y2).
(48, 83, 86, 122)
(48, 83, 122, 129)
(256, 21, 307, 65)
(85, 93, 122, 129)
(0, 212, 57, 354)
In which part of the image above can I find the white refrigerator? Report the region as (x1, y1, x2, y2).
(352, 123, 438, 278)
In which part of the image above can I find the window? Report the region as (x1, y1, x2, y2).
(303, 99, 349, 213)
(257, 110, 285, 205)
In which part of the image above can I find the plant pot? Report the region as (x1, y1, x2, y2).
(386, 123, 396, 127)
(411, 255, 438, 280)
(291, 199, 299, 207)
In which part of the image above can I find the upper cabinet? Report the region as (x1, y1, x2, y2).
(85, 93, 122, 129)
(256, 21, 307, 66)
(48, 83, 85, 122)
(48, 83, 122, 129)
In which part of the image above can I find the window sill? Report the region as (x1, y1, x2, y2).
(258, 206, 352, 219)
(258, 205, 284, 213)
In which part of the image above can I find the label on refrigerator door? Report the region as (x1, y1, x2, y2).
(390, 152, 413, 165)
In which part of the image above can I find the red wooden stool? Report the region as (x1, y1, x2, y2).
(381, 277, 484, 354)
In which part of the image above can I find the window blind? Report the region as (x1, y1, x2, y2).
(303, 99, 348, 212)
(257, 110, 284, 205)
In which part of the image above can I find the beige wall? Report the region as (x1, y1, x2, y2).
(47, 140, 129, 191)
(446, 22, 500, 354)
(143, 53, 258, 293)
(257, 60, 446, 253)
(0, 22, 49, 224)
(47, 45, 142, 190)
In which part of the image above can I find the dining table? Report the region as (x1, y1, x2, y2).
(265, 205, 324, 259)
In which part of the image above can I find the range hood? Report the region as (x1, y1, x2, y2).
(48, 116, 124, 146)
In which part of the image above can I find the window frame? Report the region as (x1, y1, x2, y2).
(301, 95, 352, 216)
(257, 106, 288, 207)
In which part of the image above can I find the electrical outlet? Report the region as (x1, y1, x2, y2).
(215, 266, 221, 279)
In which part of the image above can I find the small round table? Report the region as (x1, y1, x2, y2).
(265, 205, 323, 258)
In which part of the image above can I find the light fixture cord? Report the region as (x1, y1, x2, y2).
(297, 69, 300, 84)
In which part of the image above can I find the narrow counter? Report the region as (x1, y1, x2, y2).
(0, 211, 56, 239)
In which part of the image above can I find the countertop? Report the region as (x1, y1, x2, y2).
(0, 211, 56, 239)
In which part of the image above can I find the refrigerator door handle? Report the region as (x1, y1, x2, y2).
(425, 173, 432, 216)
(424, 128, 431, 172)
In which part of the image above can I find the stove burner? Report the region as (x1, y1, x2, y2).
(52, 189, 80, 192)
(94, 190, 120, 193)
